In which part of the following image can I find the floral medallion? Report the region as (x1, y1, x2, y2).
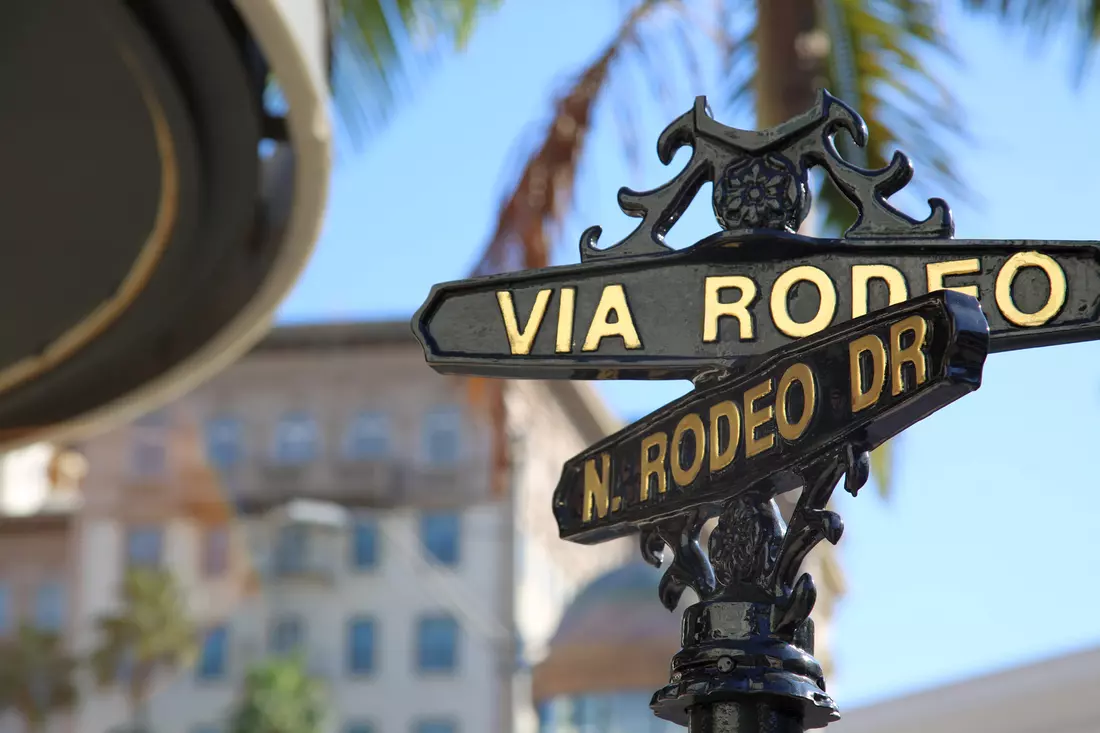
(713, 155, 807, 232)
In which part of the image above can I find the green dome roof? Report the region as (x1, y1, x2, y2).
(550, 560, 685, 649)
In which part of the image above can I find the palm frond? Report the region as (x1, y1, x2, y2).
(91, 568, 196, 705)
(961, 0, 1100, 84)
(228, 656, 326, 733)
(807, 1, 966, 497)
(471, 0, 694, 276)
(0, 625, 80, 731)
(721, 0, 963, 497)
(869, 439, 894, 499)
(812, 0, 969, 237)
(332, 0, 502, 145)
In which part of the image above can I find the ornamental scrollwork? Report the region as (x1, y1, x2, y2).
(580, 90, 952, 264)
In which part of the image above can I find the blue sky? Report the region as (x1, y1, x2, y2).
(278, 0, 1100, 709)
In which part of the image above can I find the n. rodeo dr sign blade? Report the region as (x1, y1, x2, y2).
(550, 290, 989, 544)
(413, 93, 1097, 380)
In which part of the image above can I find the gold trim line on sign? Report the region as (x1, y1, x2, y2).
(0, 27, 180, 398)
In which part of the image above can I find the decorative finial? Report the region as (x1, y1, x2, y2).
(580, 90, 953, 263)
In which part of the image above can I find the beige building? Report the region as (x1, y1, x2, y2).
(830, 645, 1100, 733)
(0, 321, 631, 733)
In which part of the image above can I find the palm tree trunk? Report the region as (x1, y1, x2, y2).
(21, 708, 43, 733)
(755, 0, 830, 242)
(133, 698, 151, 733)
(129, 673, 151, 733)
(753, 0, 827, 129)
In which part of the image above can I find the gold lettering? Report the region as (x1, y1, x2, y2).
(926, 259, 980, 299)
(743, 379, 775, 458)
(849, 334, 886, 413)
(582, 453, 615, 523)
(709, 401, 740, 473)
(852, 265, 908, 318)
(583, 285, 642, 352)
(776, 362, 816, 441)
(555, 287, 576, 353)
(995, 252, 1067, 327)
(639, 432, 668, 501)
(497, 290, 552, 355)
(671, 413, 706, 487)
(770, 266, 838, 338)
(703, 276, 758, 342)
(890, 315, 928, 396)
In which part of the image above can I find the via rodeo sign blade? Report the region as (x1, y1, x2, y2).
(413, 92, 1099, 380)
(551, 291, 989, 544)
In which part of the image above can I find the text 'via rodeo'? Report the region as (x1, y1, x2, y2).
(497, 252, 1062, 357)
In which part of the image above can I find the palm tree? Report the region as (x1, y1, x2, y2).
(90, 568, 197, 733)
(449, 0, 1100, 497)
(0, 624, 79, 733)
(227, 655, 325, 733)
(331, 2, 1100, 496)
(331, 1, 504, 140)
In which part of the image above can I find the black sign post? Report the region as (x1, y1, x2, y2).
(412, 91, 1087, 732)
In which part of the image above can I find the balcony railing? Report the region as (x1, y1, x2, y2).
(400, 461, 487, 504)
(230, 459, 488, 513)
(270, 552, 335, 583)
(259, 460, 313, 484)
(327, 459, 400, 504)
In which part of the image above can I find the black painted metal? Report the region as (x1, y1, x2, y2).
(413, 92, 1095, 381)
(553, 290, 988, 547)
(412, 91, 1015, 732)
(552, 291, 988, 730)
(415, 233, 1093, 380)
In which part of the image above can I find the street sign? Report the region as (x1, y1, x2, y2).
(414, 90, 1016, 733)
(413, 92, 1097, 381)
(552, 290, 988, 544)
(414, 233, 1088, 380)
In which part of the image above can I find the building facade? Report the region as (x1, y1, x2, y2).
(0, 321, 630, 733)
(829, 645, 1100, 733)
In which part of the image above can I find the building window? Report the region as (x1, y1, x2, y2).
(197, 625, 228, 680)
(193, 725, 220, 733)
(351, 518, 378, 570)
(422, 406, 462, 465)
(0, 583, 10, 635)
(345, 723, 375, 733)
(126, 526, 163, 568)
(413, 721, 456, 733)
(416, 615, 458, 673)
(34, 581, 65, 632)
(272, 411, 320, 465)
(201, 526, 230, 578)
(420, 512, 459, 566)
(347, 618, 375, 675)
(572, 696, 601, 729)
(205, 415, 243, 470)
(132, 434, 167, 477)
(275, 524, 309, 575)
(536, 702, 553, 731)
(269, 616, 303, 655)
(344, 411, 390, 460)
